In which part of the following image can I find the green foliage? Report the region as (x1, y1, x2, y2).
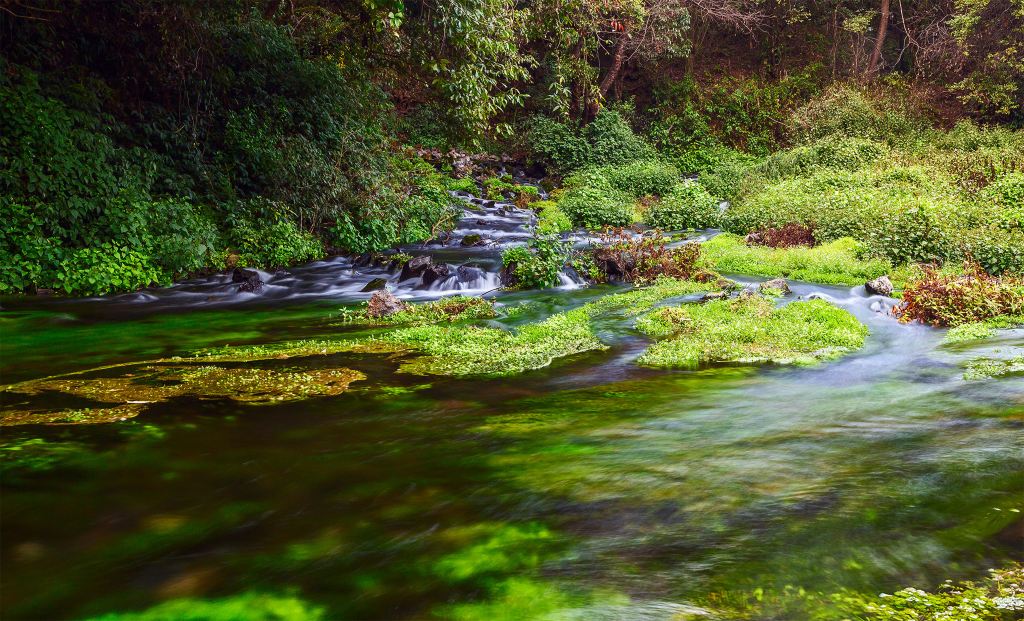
(636, 296, 868, 367)
(52, 244, 163, 297)
(342, 296, 496, 326)
(645, 181, 719, 230)
(697, 151, 760, 202)
(981, 172, 1024, 231)
(228, 218, 325, 269)
(446, 176, 479, 194)
(586, 110, 657, 166)
(558, 171, 636, 228)
(831, 565, 1024, 620)
(701, 234, 892, 286)
(84, 592, 325, 621)
(894, 263, 1024, 326)
(502, 235, 570, 289)
(757, 136, 887, 180)
(525, 116, 593, 174)
(532, 200, 574, 234)
(788, 84, 927, 145)
(590, 160, 681, 198)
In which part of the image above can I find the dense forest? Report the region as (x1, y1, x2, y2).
(1, 0, 1021, 295)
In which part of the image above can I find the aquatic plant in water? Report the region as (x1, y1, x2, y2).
(636, 295, 868, 367)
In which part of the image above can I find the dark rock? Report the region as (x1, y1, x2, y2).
(400, 255, 433, 281)
(865, 275, 894, 297)
(702, 291, 730, 302)
(744, 231, 764, 245)
(232, 268, 263, 293)
(352, 252, 374, 268)
(461, 234, 485, 247)
(759, 278, 791, 294)
(421, 264, 451, 287)
(366, 290, 406, 318)
(456, 265, 485, 282)
(35, 288, 55, 297)
(361, 278, 388, 292)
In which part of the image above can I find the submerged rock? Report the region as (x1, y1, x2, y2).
(865, 275, 894, 297)
(701, 291, 730, 302)
(360, 278, 388, 292)
(461, 234, 485, 247)
(760, 278, 791, 295)
(232, 268, 263, 293)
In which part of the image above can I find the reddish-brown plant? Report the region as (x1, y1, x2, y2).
(746, 223, 817, 248)
(590, 229, 706, 283)
(892, 262, 1024, 326)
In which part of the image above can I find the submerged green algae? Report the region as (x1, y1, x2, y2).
(964, 355, 1024, 380)
(636, 295, 868, 368)
(2, 365, 365, 425)
(82, 592, 325, 621)
(337, 295, 497, 327)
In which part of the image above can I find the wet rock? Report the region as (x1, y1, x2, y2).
(737, 288, 760, 301)
(360, 278, 388, 292)
(456, 265, 485, 282)
(400, 255, 432, 281)
(759, 278, 791, 294)
(744, 231, 764, 245)
(421, 264, 451, 287)
(366, 290, 406, 318)
(865, 275, 894, 297)
(35, 288, 55, 297)
(232, 268, 263, 293)
(461, 234, 485, 247)
(701, 291, 730, 302)
(352, 252, 374, 268)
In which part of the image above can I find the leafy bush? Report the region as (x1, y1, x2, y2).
(698, 151, 759, 201)
(788, 84, 927, 145)
(228, 216, 325, 269)
(53, 244, 163, 297)
(532, 200, 573, 234)
(589, 229, 708, 283)
(558, 172, 635, 229)
(585, 110, 656, 166)
(446, 177, 479, 194)
(645, 181, 719, 230)
(746, 223, 816, 248)
(526, 115, 592, 174)
(757, 136, 887, 180)
(894, 263, 1024, 326)
(501, 235, 570, 289)
(592, 160, 681, 198)
(981, 172, 1024, 231)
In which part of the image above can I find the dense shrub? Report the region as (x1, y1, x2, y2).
(589, 229, 707, 283)
(787, 84, 927, 145)
(501, 235, 570, 289)
(959, 226, 1024, 276)
(980, 172, 1024, 231)
(645, 181, 719, 230)
(585, 110, 657, 166)
(53, 244, 163, 297)
(757, 136, 887, 180)
(894, 263, 1024, 326)
(746, 223, 816, 248)
(698, 151, 759, 201)
(526, 116, 592, 174)
(592, 160, 681, 198)
(559, 171, 635, 229)
(531, 200, 573, 234)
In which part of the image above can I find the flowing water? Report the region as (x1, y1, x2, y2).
(1, 186, 1022, 620)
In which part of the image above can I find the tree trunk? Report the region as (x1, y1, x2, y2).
(867, 0, 891, 75)
(587, 31, 629, 120)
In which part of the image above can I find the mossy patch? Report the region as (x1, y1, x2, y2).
(82, 592, 325, 621)
(944, 315, 1024, 343)
(338, 296, 497, 327)
(368, 307, 606, 377)
(2, 365, 364, 425)
(636, 295, 868, 368)
(701, 233, 891, 286)
(963, 355, 1024, 380)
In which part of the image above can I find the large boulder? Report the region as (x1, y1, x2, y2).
(461, 234, 486, 247)
(400, 255, 433, 281)
(232, 268, 263, 293)
(865, 275, 894, 297)
(759, 278, 791, 295)
(366, 290, 406, 318)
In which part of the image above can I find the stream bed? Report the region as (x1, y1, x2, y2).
(1, 189, 1022, 620)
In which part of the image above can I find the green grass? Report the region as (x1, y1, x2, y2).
(636, 295, 868, 368)
(701, 234, 891, 286)
(531, 200, 573, 234)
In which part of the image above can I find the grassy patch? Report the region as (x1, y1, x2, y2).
(531, 200, 573, 234)
(636, 295, 868, 368)
(701, 233, 891, 286)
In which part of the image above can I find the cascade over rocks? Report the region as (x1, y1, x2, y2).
(400, 256, 433, 281)
(421, 264, 451, 286)
(232, 268, 263, 293)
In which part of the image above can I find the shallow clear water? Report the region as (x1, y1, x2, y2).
(1, 198, 1022, 619)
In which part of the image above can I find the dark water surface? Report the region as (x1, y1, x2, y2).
(1, 200, 1022, 619)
